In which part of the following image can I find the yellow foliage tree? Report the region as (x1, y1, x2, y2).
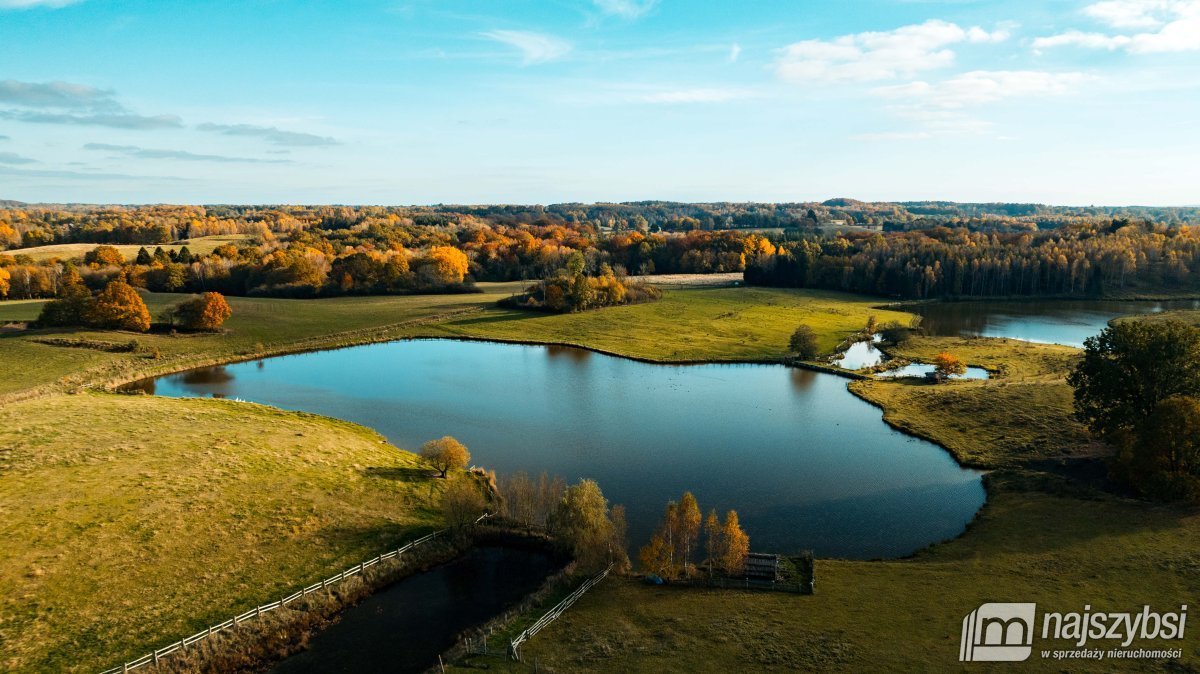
(420, 435, 470, 478)
(0, 266, 9, 299)
(422, 245, 470, 286)
(720, 510, 750, 576)
(86, 280, 151, 332)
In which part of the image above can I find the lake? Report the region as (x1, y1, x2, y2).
(130, 339, 985, 559)
(910, 299, 1200, 348)
(270, 546, 560, 674)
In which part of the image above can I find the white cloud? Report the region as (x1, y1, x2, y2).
(774, 20, 1011, 84)
(481, 30, 572, 65)
(874, 70, 1090, 107)
(729, 43, 742, 63)
(593, 0, 658, 19)
(634, 88, 755, 104)
(1036, 0, 1200, 53)
(0, 0, 82, 8)
(1032, 30, 1132, 50)
(1084, 0, 1175, 28)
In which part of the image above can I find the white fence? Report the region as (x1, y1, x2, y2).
(99, 513, 492, 674)
(509, 563, 612, 661)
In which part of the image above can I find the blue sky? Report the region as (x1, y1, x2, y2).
(1, 0, 1198, 205)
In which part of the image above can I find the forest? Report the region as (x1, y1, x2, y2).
(1, 202, 1198, 301)
(745, 220, 1200, 299)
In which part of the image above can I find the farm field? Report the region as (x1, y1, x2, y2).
(1, 235, 249, 263)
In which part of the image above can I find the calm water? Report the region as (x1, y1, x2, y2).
(911, 299, 1200, 348)
(132, 339, 985, 559)
(271, 546, 559, 674)
(833, 334, 989, 379)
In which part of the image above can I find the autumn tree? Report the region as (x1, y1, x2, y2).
(84, 245, 125, 267)
(674, 492, 702, 572)
(38, 279, 91, 327)
(719, 510, 750, 576)
(173, 292, 232, 331)
(865, 314, 878, 335)
(933, 351, 967, 380)
(638, 529, 673, 578)
(420, 436, 470, 478)
(417, 245, 470, 287)
(85, 280, 151, 332)
(703, 509, 721, 578)
(549, 479, 627, 572)
(0, 266, 9, 299)
(789, 324, 819, 359)
(441, 476, 488, 530)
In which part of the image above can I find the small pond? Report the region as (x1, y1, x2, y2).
(270, 546, 560, 674)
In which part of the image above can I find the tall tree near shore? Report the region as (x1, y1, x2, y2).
(420, 436, 470, 478)
(789, 324, 819, 359)
(719, 510, 750, 577)
(703, 509, 722, 577)
(674, 492, 702, 571)
(1069, 319, 1200, 440)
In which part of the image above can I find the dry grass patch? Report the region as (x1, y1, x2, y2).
(0, 392, 442, 674)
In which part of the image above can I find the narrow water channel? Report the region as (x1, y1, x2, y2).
(270, 546, 560, 674)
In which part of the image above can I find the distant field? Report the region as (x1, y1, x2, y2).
(0, 392, 441, 673)
(0, 234, 249, 263)
(0, 284, 909, 398)
(424, 285, 911, 362)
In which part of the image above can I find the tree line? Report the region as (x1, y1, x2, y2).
(745, 221, 1200, 299)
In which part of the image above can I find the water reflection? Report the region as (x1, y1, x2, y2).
(911, 299, 1200, 348)
(136, 338, 984, 558)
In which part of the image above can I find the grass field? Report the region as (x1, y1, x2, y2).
(422, 285, 911, 362)
(0, 235, 249, 263)
(0, 393, 442, 673)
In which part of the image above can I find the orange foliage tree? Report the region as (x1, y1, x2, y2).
(85, 280, 151, 332)
(175, 292, 232, 331)
(933, 351, 967, 380)
(420, 436, 471, 478)
(0, 266, 9, 299)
